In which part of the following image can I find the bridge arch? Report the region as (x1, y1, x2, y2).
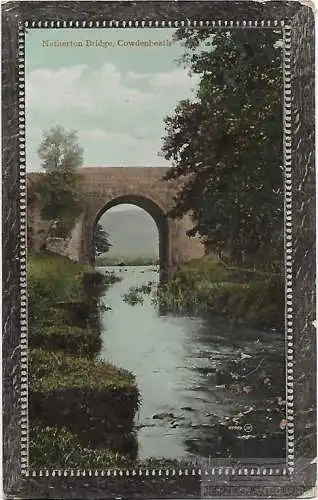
(27, 168, 205, 277)
(87, 194, 170, 281)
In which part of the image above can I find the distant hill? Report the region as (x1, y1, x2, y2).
(98, 207, 159, 262)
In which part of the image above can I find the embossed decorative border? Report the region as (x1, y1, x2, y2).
(18, 19, 29, 476)
(2, 2, 315, 498)
(21, 18, 292, 478)
(282, 22, 294, 474)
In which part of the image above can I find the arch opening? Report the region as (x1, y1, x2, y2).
(90, 195, 170, 282)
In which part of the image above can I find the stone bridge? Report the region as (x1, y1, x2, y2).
(28, 167, 205, 279)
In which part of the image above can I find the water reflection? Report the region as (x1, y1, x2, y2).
(98, 265, 285, 460)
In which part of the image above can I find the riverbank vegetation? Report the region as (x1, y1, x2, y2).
(122, 282, 154, 306)
(155, 259, 284, 330)
(158, 29, 284, 329)
(29, 425, 129, 469)
(117, 258, 283, 330)
(95, 254, 159, 266)
(94, 223, 112, 255)
(28, 251, 140, 469)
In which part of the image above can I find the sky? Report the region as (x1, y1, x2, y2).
(99, 204, 159, 258)
(26, 28, 199, 172)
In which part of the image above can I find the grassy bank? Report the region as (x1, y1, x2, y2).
(29, 252, 100, 357)
(28, 251, 140, 469)
(155, 259, 284, 330)
(29, 425, 129, 469)
(30, 349, 139, 452)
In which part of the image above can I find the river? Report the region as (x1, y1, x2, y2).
(97, 265, 286, 462)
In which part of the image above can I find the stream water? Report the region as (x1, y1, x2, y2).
(97, 265, 285, 461)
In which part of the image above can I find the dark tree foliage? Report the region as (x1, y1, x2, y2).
(38, 126, 84, 238)
(94, 223, 112, 256)
(162, 29, 284, 268)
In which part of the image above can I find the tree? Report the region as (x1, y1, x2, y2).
(38, 125, 83, 173)
(94, 223, 112, 255)
(161, 29, 284, 269)
(37, 126, 84, 239)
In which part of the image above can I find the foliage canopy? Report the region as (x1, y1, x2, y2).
(37, 125, 84, 238)
(162, 29, 284, 269)
(94, 223, 112, 255)
(38, 125, 84, 173)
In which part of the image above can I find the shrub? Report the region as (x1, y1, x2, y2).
(82, 270, 114, 298)
(122, 283, 153, 306)
(29, 305, 70, 330)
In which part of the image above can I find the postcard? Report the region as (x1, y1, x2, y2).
(2, 2, 316, 498)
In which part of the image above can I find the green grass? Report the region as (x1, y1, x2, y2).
(28, 250, 90, 300)
(28, 251, 140, 468)
(174, 258, 279, 283)
(28, 251, 106, 357)
(28, 425, 205, 470)
(155, 259, 284, 329)
(29, 323, 102, 358)
(30, 348, 137, 392)
(29, 424, 131, 469)
(28, 251, 90, 329)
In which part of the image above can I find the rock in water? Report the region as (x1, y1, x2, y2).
(152, 412, 175, 420)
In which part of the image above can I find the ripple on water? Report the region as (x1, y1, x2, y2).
(98, 266, 285, 460)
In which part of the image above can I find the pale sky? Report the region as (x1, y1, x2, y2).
(25, 28, 199, 172)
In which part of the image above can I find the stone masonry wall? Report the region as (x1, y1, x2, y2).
(27, 167, 205, 266)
